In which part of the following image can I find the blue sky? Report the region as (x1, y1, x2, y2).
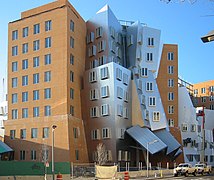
(0, 0, 214, 101)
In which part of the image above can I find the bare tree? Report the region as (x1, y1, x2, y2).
(96, 143, 107, 166)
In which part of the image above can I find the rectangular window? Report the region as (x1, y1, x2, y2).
(45, 37, 51, 48)
(12, 77, 18, 88)
(44, 71, 51, 82)
(12, 62, 18, 72)
(31, 150, 36, 160)
(34, 24, 40, 34)
(101, 86, 109, 98)
(91, 129, 100, 140)
(168, 79, 174, 87)
(73, 127, 79, 138)
(201, 87, 206, 94)
(33, 57, 40, 67)
(148, 37, 154, 46)
(95, 27, 103, 38)
(70, 20, 74, 31)
(141, 95, 145, 105)
(168, 92, 174, 101)
(182, 124, 188, 132)
(10, 130, 16, 139)
(12, 46, 18, 56)
(43, 127, 49, 138)
(70, 54, 74, 65)
(146, 82, 153, 91)
(22, 92, 28, 102)
(117, 87, 123, 99)
(23, 27, 28, 38)
(153, 111, 160, 121)
(22, 59, 28, 70)
(98, 55, 107, 66)
(86, 32, 94, 44)
(22, 75, 28, 86)
(90, 107, 99, 118)
(191, 124, 196, 132)
(97, 40, 106, 52)
(102, 128, 111, 139)
(123, 73, 128, 85)
(44, 54, 51, 65)
(117, 104, 123, 117)
(168, 66, 174, 74)
(70, 105, 74, 116)
(12, 109, 18, 119)
(33, 73, 39, 84)
(90, 59, 98, 69)
(110, 40, 116, 53)
(44, 88, 51, 99)
(210, 104, 214, 110)
(141, 68, 148, 77)
(209, 95, 214, 101)
(210, 86, 214, 92)
(100, 67, 108, 80)
(12, 93, 18, 104)
(110, 26, 115, 39)
(89, 71, 97, 83)
(22, 43, 28, 54)
(168, 52, 174, 60)
(33, 40, 40, 51)
(33, 107, 39, 117)
(149, 96, 156, 106)
(146, 53, 153, 61)
(45, 20, 52, 31)
(31, 128, 38, 138)
(127, 34, 134, 47)
(116, 68, 122, 81)
(75, 150, 79, 160)
(88, 45, 96, 57)
(33, 90, 39, 100)
(70, 88, 74, 99)
(22, 108, 28, 118)
(124, 107, 128, 119)
(194, 89, 198, 95)
(45, 105, 51, 116)
(90, 89, 99, 100)
(168, 105, 174, 114)
(168, 119, 174, 127)
(20, 129, 26, 139)
(20, 150, 25, 160)
(201, 97, 206, 103)
(101, 104, 109, 116)
(70, 71, 74, 82)
(70, 37, 74, 48)
(12, 30, 18, 40)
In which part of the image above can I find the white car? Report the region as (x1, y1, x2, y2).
(195, 163, 212, 175)
(174, 163, 197, 177)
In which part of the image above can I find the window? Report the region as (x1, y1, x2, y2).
(146, 82, 153, 91)
(117, 87, 123, 99)
(44, 71, 51, 82)
(10, 130, 16, 139)
(88, 45, 96, 57)
(12, 30, 18, 40)
(210, 86, 214, 92)
(90, 89, 99, 100)
(89, 70, 97, 83)
(70, 71, 74, 82)
(191, 124, 196, 132)
(33, 90, 39, 100)
(141, 95, 145, 105)
(75, 150, 79, 161)
(98, 40, 106, 52)
(43, 127, 49, 138)
(12, 77, 18, 88)
(209, 96, 214, 101)
(33, 73, 39, 84)
(90, 107, 99, 118)
(102, 128, 111, 139)
(70, 88, 74, 99)
(12, 93, 18, 104)
(117, 47, 122, 59)
(70, 37, 74, 48)
(31, 128, 38, 138)
(210, 155, 214, 162)
(70, 54, 74, 65)
(153, 111, 160, 121)
(117, 104, 123, 117)
(110, 26, 115, 39)
(168, 79, 174, 87)
(22, 75, 28, 86)
(116, 33, 122, 45)
(45, 20, 52, 31)
(33, 107, 39, 117)
(148, 37, 154, 46)
(70, 105, 74, 116)
(12, 46, 18, 56)
(87, 32, 94, 44)
(106, 150, 113, 161)
(168, 92, 174, 101)
(22, 92, 28, 102)
(33, 57, 40, 67)
(31, 150, 36, 160)
(45, 105, 51, 116)
(116, 68, 122, 81)
(198, 125, 201, 133)
(168, 105, 174, 114)
(34, 24, 40, 34)
(96, 27, 103, 38)
(186, 154, 194, 162)
(141, 68, 148, 77)
(101, 104, 109, 116)
(44, 88, 51, 99)
(23, 27, 28, 38)
(22, 59, 28, 70)
(210, 104, 214, 110)
(124, 107, 128, 119)
(201, 87, 206, 94)
(91, 129, 100, 140)
(124, 91, 128, 102)
(100, 67, 108, 80)
(168, 66, 174, 74)
(123, 73, 128, 85)
(168, 119, 174, 127)
(194, 89, 198, 95)
(127, 34, 134, 47)
(45, 37, 51, 48)
(98, 55, 107, 66)
(101, 86, 109, 98)
(201, 97, 206, 103)
(70, 20, 74, 31)
(138, 79, 142, 90)
(45, 54, 51, 65)
(146, 53, 153, 62)
(182, 124, 188, 132)
(110, 40, 116, 53)
(90, 59, 98, 69)
(12, 109, 18, 119)
(20, 129, 26, 139)
(12, 62, 18, 72)
(20, 150, 25, 160)
(149, 97, 156, 106)
(168, 52, 174, 60)
(22, 43, 28, 54)
(73, 127, 79, 138)
(22, 108, 28, 118)
(33, 40, 40, 51)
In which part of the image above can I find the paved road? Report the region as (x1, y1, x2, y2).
(134, 174, 214, 179)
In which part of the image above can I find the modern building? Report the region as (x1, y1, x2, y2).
(5, 0, 182, 166)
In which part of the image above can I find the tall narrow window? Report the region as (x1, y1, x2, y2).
(33, 107, 39, 117)
(22, 75, 28, 86)
(149, 97, 156, 106)
(70, 71, 74, 82)
(33, 40, 40, 51)
(20, 150, 25, 160)
(12, 46, 18, 56)
(45, 54, 51, 65)
(12, 77, 18, 88)
(22, 108, 28, 118)
(44, 88, 51, 99)
(45, 37, 51, 48)
(33, 57, 40, 67)
(43, 127, 49, 138)
(168, 66, 174, 74)
(20, 129, 26, 139)
(168, 52, 174, 60)
(23, 27, 28, 38)
(12, 62, 18, 72)
(96, 27, 103, 38)
(153, 111, 160, 121)
(12, 93, 18, 104)
(45, 20, 52, 31)
(34, 24, 40, 34)
(146, 82, 153, 91)
(70, 20, 74, 31)
(168, 92, 174, 101)
(10, 130, 16, 139)
(31, 150, 37, 160)
(12, 30, 18, 40)
(22, 92, 28, 102)
(146, 53, 153, 62)
(22, 59, 28, 70)
(44, 71, 51, 82)
(12, 109, 18, 119)
(33, 73, 39, 84)
(148, 37, 154, 46)
(100, 67, 108, 80)
(45, 105, 51, 116)
(22, 43, 28, 54)
(31, 128, 38, 138)
(70, 37, 74, 48)
(141, 68, 148, 77)
(70, 88, 74, 99)
(33, 90, 39, 100)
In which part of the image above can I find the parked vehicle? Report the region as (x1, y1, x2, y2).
(195, 163, 212, 175)
(174, 163, 197, 177)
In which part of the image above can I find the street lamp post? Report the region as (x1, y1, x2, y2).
(146, 140, 158, 178)
(52, 125, 57, 180)
(201, 30, 214, 43)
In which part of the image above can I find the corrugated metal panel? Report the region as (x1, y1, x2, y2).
(126, 125, 167, 154)
(0, 140, 13, 154)
(154, 129, 181, 155)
